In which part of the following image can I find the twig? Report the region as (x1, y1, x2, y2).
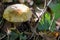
(36, 0, 52, 18)
(24, 31, 32, 35)
(44, 0, 47, 8)
(47, 0, 52, 6)
(49, 14, 55, 30)
(0, 35, 6, 40)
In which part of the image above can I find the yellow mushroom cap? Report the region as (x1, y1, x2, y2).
(3, 4, 32, 22)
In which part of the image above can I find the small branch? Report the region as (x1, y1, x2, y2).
(36, 0, 52, 18)
(44, 0, 47, 8)
(47, 0, 52, 6)
(36, 7, 43, 11)
(0, 35, 6, 40)
(49, 14, 55, 30)
(24, 31, 32, 35)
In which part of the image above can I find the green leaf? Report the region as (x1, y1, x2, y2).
(38, 13, 51, 31)
(50, 3, 60, 20)
(19, 32, 27, 40)
(9, 31, 18, 40)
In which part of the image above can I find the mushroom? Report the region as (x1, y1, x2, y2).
(3, 4, 33, 33)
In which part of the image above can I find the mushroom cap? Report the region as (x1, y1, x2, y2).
(3, 4, 32, 22)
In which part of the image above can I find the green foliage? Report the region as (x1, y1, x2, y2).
(9, 31, 18, 40)
(50, 3, 60, 20)
(9, 30, 27, 40)
(55, 0, 60, 3)
(37, 13, 51, 31)
(37, 2, 60, 32)
(19, 33, 27, 40)
(0, 30, 27, 40)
